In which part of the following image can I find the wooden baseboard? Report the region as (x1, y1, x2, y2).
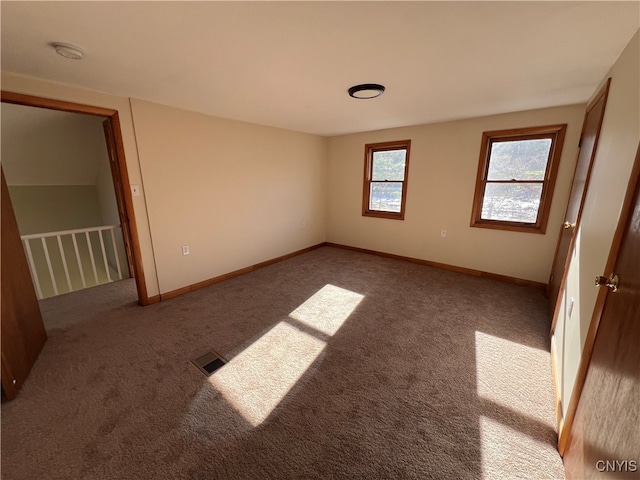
(550, 339, 564, 452)
(157, 240, 544, 302)
(139, 295, 161, 306)
(160, 243, 326, 301)
(325, 242, 546, 289)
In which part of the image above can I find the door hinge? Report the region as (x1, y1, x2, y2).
(578, 136, 583, 148)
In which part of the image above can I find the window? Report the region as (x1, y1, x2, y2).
(470, 124, 566, 234)
(362, 140, 411, 220)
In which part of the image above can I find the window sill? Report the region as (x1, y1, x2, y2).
(363, 210, 405, 220)
(471, 219, 546, 234)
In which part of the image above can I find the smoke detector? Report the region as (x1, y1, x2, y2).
(51, 42, 84, 60)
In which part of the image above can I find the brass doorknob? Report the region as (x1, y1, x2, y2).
(595, 273, 619, 293)
(564, 222, 576, 229)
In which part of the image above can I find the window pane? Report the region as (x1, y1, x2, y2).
(372, 149, 406, 181)
(370, 182, 403, 212)
(487, 139, 552, 181)
(481, 183, 543, 223)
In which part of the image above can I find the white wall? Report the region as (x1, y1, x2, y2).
(95, 147, 120, 225)
(129, 99, 327, 294)
(327, 105, 585, 283)
(553, 29, 640, 420)
(7, 185, 103, 235)
(1, 103, 105, 186)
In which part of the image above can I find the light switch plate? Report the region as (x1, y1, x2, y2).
(568, 297, 575, 318)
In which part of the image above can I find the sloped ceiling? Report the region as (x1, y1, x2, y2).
(1, 2, 639, 136)
(1, 103, 106, 185)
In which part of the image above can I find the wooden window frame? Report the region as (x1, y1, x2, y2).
(470, 124, 567, 234)
(362, 140, 411, 220)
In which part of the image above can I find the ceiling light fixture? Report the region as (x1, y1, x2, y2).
(348, 83, 385, 99)
(51, 42, 84, 60)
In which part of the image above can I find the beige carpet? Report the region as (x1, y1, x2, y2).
(1, 246, 564, 479)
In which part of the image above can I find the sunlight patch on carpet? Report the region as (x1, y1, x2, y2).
(206, 284, 363, 427)
(208, 321, 325, 426)
(288, 284, 364, 336)
(474, 331, 554, 426)
(479, 415, 560, 479)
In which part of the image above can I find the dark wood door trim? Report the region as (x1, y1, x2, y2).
(1, 91, 151, 305)
(103, 120, 135, 275)
(1, 168, 48, 400)
(558, 141, 640, 456)
(1, 91, 117, 117)
(548, 78, 611, 333)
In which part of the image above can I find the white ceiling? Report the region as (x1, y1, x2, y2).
(1, 2, 638, 137)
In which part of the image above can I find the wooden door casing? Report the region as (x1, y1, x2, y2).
(103, 119, 135, 276)
(1, 91, 154, 305)
(548, 79, 611, 326)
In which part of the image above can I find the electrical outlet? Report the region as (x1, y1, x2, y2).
(440, 229, 447, 238)
(131, 184, 140, 196)
(182, 245, 190, 256)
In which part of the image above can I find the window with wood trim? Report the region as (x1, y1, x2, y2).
(471, 125, 566, 234)
(362, 140, 411, 220)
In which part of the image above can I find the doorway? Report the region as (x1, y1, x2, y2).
(1, 91, 149, 306)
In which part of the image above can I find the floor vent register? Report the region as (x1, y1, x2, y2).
(191, 350, 227, 376)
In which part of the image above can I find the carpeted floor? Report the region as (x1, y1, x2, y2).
(1, 246, 564, 479)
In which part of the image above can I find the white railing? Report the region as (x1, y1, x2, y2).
(21, 224, 127, 299)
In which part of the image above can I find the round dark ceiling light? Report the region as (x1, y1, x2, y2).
(348, 83, 385, 99)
